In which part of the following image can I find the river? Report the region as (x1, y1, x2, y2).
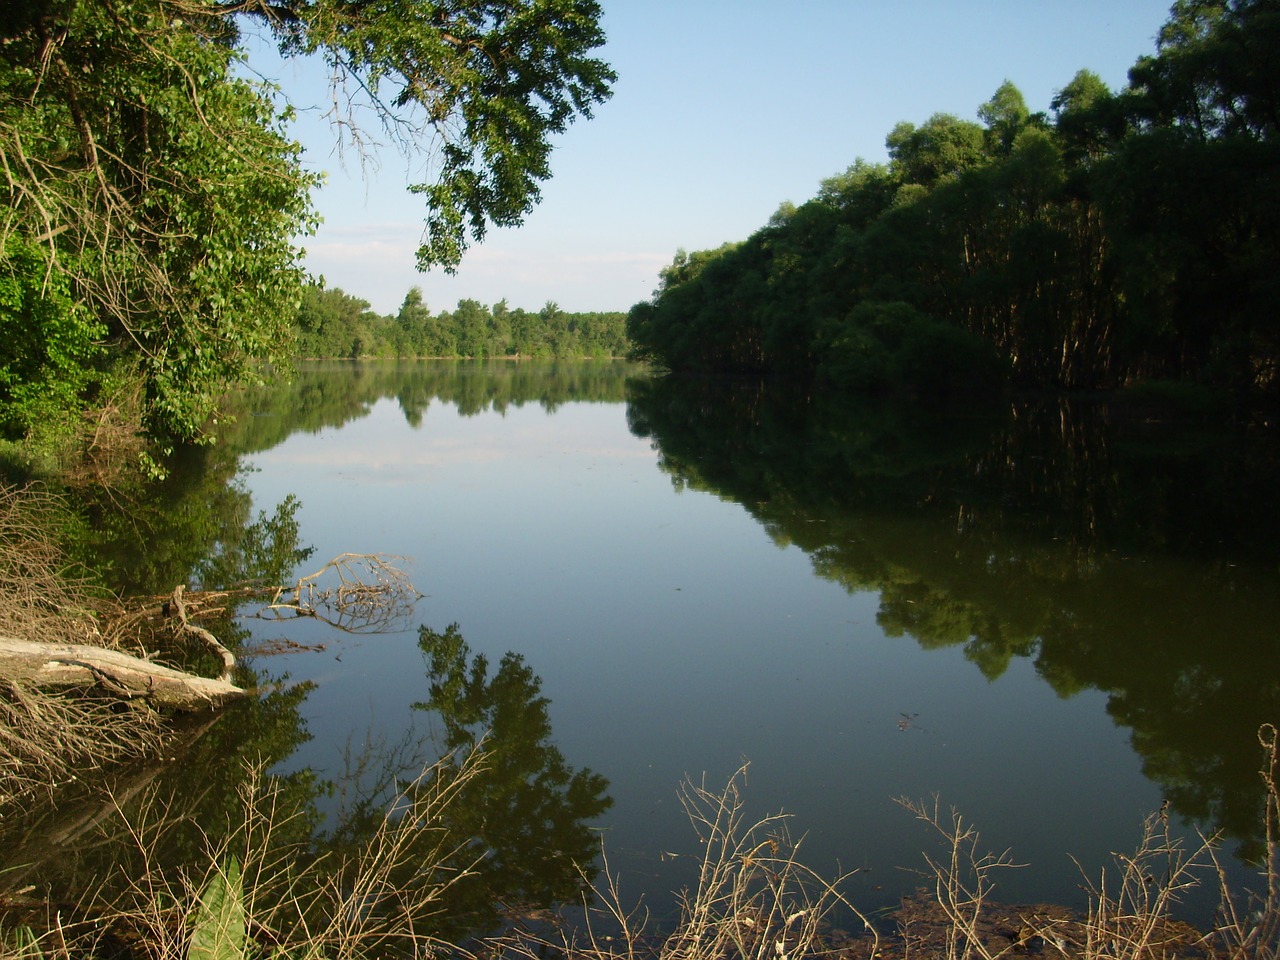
(33, 359, 1280, 933)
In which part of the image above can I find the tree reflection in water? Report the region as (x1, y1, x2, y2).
(0, 361, 620, 947)
(413, 622, 612, 930)
(1, 618, 608, 949)
(627, 374, 1280, 862)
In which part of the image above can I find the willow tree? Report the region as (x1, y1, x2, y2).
(0, 0, 614, 444)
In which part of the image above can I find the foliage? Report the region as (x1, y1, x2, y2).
(0, 237, 106, 445)
(239, 0, 615, 272)
(188, 858, 247, 960)
(293, 283, 631, 359)
(820, 300, 1009, 400)
(0, 0, 614, 448)
(628, 0, 1280, 401)
(1, 0, 320, 444)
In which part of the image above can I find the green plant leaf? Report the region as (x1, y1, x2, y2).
(9, 926, 45, 960)
(188, 856, 247, 960)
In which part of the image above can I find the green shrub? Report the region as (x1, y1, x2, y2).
(0, 237, 106, 442)
(819, 300, 928, 394)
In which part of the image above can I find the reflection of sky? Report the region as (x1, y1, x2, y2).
(242, 394, 1178, 923)
(251, 398, 655, 477)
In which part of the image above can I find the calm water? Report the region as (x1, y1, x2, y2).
(43, 360, 1280, 930)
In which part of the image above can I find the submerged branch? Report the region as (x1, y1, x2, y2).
(257, 552, 420, 632)
(170, 583, 235, 682)
(150, 553, 421, 635)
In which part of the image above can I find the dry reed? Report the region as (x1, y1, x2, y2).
(4, 736, 1279, 960)
(898, 724, 1280, 960)
(501, 763, 880, 960)
(0, 485, 165, 816)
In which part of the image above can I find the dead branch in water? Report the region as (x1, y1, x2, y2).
(169, 584, 236, 682)
(138, 553, 421, 636)
(0, 483, 419, 821)
(256, 552, 420, 633)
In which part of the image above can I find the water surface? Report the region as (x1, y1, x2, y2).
(79, 360, 1280, 929)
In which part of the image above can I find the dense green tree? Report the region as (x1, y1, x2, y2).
(1, 0, 318, 442)
(450, 298, 491, 357)
(978, 79, 1037, 155)
(1127, 0, 1280, 141)
(1050, 69, 1125, 168)
(302, 285, 628, 360)
(395, 287, 432, 358)
(1103, 0, 1280, 390)
(629, 1, 1279, 401)
(295, 285, 388, 359)
(509, 306, 548, 357)
(886, 113, 987, 186)
(0, 237, 106, 444)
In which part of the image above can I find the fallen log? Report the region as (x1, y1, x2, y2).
(0, 637, 244, 711)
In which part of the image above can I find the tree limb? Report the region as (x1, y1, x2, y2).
(0, 637, 244, 711)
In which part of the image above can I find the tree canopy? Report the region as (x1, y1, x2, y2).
(0, 0, 614, 449)
(230, 0, 616, 272)
(292, 283, 629, 360)
(627, 0, 1279, 403)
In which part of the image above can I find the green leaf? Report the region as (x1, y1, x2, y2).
(188, 856, 247, 960)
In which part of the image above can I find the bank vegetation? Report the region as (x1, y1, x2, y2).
(628, 0, 1279, 408)
(291, 285, 629, 362)
(1, 0, 614, 468)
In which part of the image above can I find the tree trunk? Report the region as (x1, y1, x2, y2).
(0, 637, 244, 711)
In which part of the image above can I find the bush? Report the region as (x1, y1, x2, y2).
(818, 301, 923, 393)
(0, 238, 107, 445)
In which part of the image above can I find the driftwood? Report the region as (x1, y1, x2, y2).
(0, 556, 415, 718)
(170, 583, 236, 681)
(0, 636, 244, 711)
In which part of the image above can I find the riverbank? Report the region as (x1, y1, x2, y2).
(830, 891, 1207, 960)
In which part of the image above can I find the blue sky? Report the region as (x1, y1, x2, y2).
(254, 1, 1175, 316)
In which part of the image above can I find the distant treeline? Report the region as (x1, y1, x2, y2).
(628, 0, 1279, 402)
(294, 284, 629, 359)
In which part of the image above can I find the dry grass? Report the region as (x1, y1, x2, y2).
(896, 724, 1280, 960)
(501, 763, 880, 960)
(0, 485, 166, 817)
(2, 747, 491, 960)
(0, 484, 102, 647)
(1209, 724, 1279, 960)
(2, 735, 1278, 960)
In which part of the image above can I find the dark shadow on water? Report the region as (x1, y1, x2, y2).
(627, 373, 1280, 862)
